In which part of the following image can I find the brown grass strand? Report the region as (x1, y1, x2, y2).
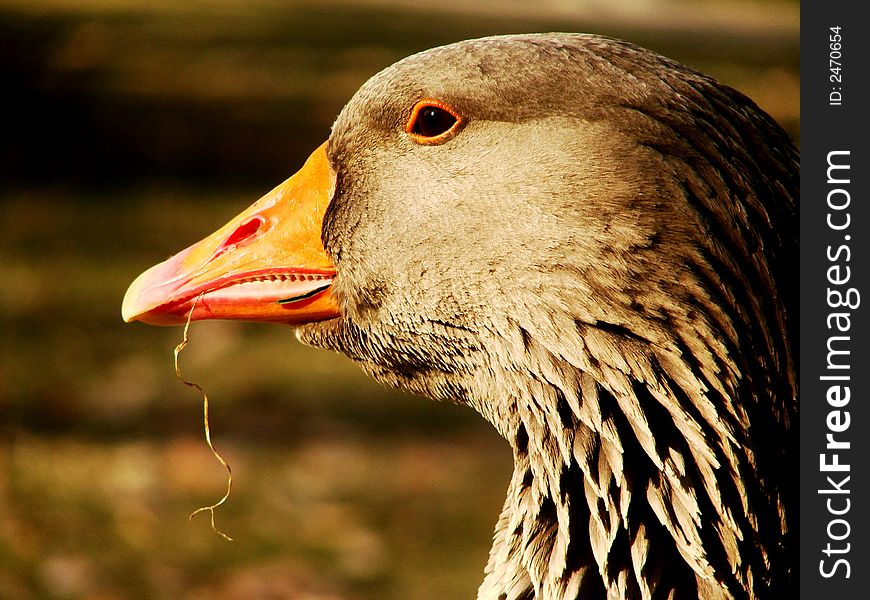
(173, 293, 234, 542)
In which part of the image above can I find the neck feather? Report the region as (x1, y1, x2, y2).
(475, 318, 791, 600)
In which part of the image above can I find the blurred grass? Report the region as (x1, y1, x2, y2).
(0, 1, 798, 598)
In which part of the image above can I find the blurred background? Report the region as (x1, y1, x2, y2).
(0, 1, 798, 598)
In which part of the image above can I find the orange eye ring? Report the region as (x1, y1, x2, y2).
(405, 99, 462, 145)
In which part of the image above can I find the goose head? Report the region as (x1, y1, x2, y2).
(123, 34, 797, 600)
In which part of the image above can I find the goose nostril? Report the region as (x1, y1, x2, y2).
(223, 216, 265, 249)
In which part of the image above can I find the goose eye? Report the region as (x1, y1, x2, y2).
(406, 100, 461, 143)
(413, 106, 456, 136)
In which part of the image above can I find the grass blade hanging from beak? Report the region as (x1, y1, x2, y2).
(174, 293, 234, 542)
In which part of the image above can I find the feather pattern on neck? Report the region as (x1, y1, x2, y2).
(476, 307, 770, 600)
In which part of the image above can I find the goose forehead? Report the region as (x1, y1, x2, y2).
(330, 32, 698, 147)
(333, 35, 609, 132)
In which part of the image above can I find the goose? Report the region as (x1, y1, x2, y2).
(122, 33, 797, 600)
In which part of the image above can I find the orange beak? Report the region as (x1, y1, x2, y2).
(121, 143, 340, 326)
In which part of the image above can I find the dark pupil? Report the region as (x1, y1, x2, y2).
(414, 106, 456, 137)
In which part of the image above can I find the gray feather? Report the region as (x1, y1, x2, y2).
(298, 33, 797, 600)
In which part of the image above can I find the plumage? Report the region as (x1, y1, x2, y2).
(123, 33, 797, 599)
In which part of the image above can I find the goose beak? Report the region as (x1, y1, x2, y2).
(122, 142, 340, 325)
